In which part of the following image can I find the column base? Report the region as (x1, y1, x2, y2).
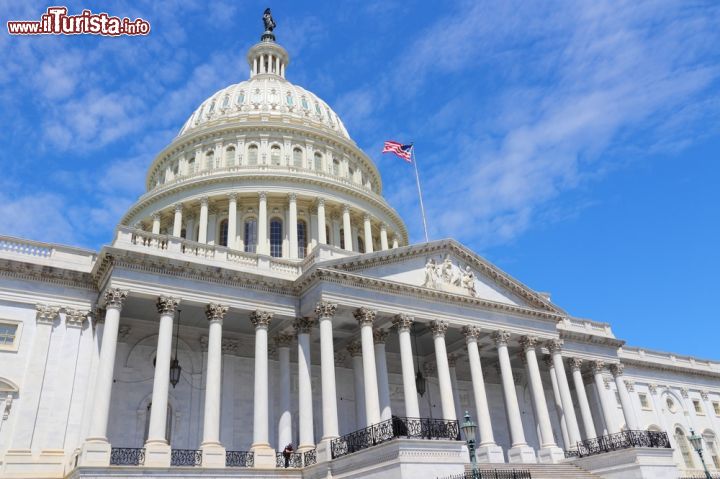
(538, 445, 565, 463)
(315, 438, 336, 463)
(250, 443, 276, 468)
(297, 443, 316, 453)
(476, 443, 505, 463)
(201, 442, 226, 468)
(2, 449, 66, 478)
(144, 440, 171, 467)
(79, 439, 111, 467)
(508, 444, 537, 464)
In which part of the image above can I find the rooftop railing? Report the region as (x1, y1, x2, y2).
(564, 429, 671, 459)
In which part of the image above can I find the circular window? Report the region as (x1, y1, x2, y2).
(666, 397, 677, 413)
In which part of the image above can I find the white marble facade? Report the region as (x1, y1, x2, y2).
(1, 17, 720, 479)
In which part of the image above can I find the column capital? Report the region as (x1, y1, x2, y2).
(542, 354, 554, 368)
(65, 309, 87, 328)
(315, 300, 337, 320)
(353, 307, 376, 326)
(334, 351, 346, 367)
(274, 333, 294, 348)
(152, 212, 161, 221)
(380, 223, 388, 232)
(156, 295, 181, 315)
(259, 191, 267, 201)
(200, 196, 210, 206)
(342, 204, 351, 214)
(222, 338, 239, 355)
(392, 313, 414, 332)
(373, 329, 388, 344)
(700, 390, 709, 401)
(589, 360, 605, 374)
(250, 310, 273, 329)
(36, 305, 59, 324)
(103, 288, 129, 310)
(462, 325, 482, 342)
(569, 358, 584, 372)
(519, 335, 539, 352)
(447, 353, 459, 368)
(118, 325, 131, 341)
(491, 329, 511, 347)
(199, 336, 209, 352)
(227, 192, 238, 201)
(545, 338, 563, 354)
(288, 192, 297, 202)
(624, 379, 635, 392)
(346, 340, 362, 357)
(609, 363, 624, 377)
(680, 386, 689, 398)
(205, 303, 229, 322)
(173, 203, 183, 213)
(648, 383, 658, 395)
(429, 320, 448, 338)
(293, 317, 315, 335)
(363, 213, 371, 222)
(317, 197, 325, 207)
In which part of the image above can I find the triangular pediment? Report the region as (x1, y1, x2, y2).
(320, 240, 564, 315)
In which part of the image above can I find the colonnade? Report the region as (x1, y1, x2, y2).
(81, 290, 639, 468)
(145, 193, 400, 258)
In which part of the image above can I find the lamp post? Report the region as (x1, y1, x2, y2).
(169, 309, 182, 388)
(688, 429, 712, 479)
(461, 411, 478, 476)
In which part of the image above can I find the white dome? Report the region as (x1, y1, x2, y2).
(178, 76, 350, 140)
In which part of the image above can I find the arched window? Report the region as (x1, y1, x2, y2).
(144, 402, 172, 443)
(293, 148, 303, 168)
(270, 145, 281, 166)
(297, 220, 307, 259)
(339, 228, 345, 250)
(222, 95, 230, 108)
(675, 428, 695, 469)
(205, 151, 214, 170)
(248, 145, 258, 166)
(286, 93, 294, 106)
(218, 219, 229, 247)
(348, 167, 354, 182)
(244, 219, 257, 253)
(225, 147, 235, 167)
(704, 431, 720, 469)
(270, 219, 283, 257)
(325, 225, 330, 245)
(187, 157, 196, 174)
(172, 162, 179, 177)
(180, 228, 186, 239)
(332, 159, 340, 176)
(357, 236, 365, 253)
(314, 152, 323, 171)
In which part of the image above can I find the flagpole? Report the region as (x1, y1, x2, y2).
(410, 144, 430, 243)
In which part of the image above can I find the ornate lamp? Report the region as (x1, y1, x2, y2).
(169, 309, 182, 388)
(688, 429, 712, 479)
(412, 323, 426, 397)
(461, 411, 478, 473)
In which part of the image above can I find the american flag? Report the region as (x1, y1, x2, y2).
(382, 140, 413, 162)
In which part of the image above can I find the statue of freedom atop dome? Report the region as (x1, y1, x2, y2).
(263, 8, 276, 32)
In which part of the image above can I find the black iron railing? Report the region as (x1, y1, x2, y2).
(225, 450, 254, 467)
(438, 469, 532, 479)
(303, 448, 317, 466)
(331, 416, 460, 459)
(110, 447, 145, 466)
(276, 451, 303, 468)
(565, 430, 671, 458)
(170, 448, 202, 466)
(679, 475, 720, 479)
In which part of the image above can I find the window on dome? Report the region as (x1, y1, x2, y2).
(187, 157, 196, 174)
(286, 93, 294, 106)
(218, 219, 229, 247)
(208, 100, 216, 114)
(694, 399, 704, 414)
(244, 219, 257, 253)
(225, 147, 235, 167)
(301, 97, 309, 110)
(332, 159, 340, 176)
(293, 148, 303, 168)
(713, 401, 720, 416)
(325, 225, 330, 245)
(339, 229, 345, 250)
(675, 428, 695, 469)
(237, 91, 245, 105)
(252, 88, 261, 103)
(348, 167, 354, 181)
(248, 145, 258, 166)
(315, 103, 321, 115)
(270, 219, 283, 258)
(195, 105, 204, 124)
(297, 220, 307, 259)
(314, 152, 323, 171)
(326, 108, 334, 125)
(205, 151, 214, 170)
(222, 95, 229, 108)
(270, 145, 281, 166)
(172, 162, 179, 176)
(357, 236, 365, 253)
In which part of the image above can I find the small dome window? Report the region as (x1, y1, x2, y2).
(252, 88, 262, 103)
(225, 146, 235, 167)
(348, 167, 354, 181)
(236, 91, 245, 105)
(269, 89, 278, 104)
(270, 145, 281, 166)
(194, 105, 204, 124)
(208, 100, 216, 114)
(301, 97, 309, 110)
(222, 95, 230, 108)
(332, 159, 340, 176)
(286, 93, 294, 106)
(248, 144, 258, 165)
(187, 157, 196, 173)
(293, 148, 303, 167)
(315, 103, 321, 115)
(172, 162, 179, 175)
(314, 152, 323, 171)
(326, 108, 334, 125)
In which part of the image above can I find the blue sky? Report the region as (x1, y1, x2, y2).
(1, 1, 719, 358)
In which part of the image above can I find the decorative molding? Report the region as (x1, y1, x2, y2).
(648, 383, 658, 395)
(569, 358, 584, 372)
(700, 391, 709, 401)
(423, 361, 436, 377)
(519, 335, 539, 352)
(604, 377, 611, 390)
(680, 387, 689, 399)
(118, 325, 131, 341)
(156, 295, 181, 315)
(250, 310, 273, 328)
(3, 394, 13, 420)
(462, 325, 481, 342)
(609, 363, 624, 378)
(64, 309, 87, 328)
(545, 339, 563, 354)
(334, 351, 346, 367)
(392, 313, 414, 332)
(373, 329, 388, 344)
(293, 317, 314, 335)
(346, 340, 362, 357)
(199, 336, 208, 352)
(222, 338, 239, 354)
(274, 333, 293, 348)
(429, 320, 448, 338)
(589, 360, 605, 374)
(447, 353, 458, 368)
(36, 305, 59, 324)
(491, 330, 511, 347)
(205, 303, 229, 322)
(104, 288, 129, 310)
(315, 300, 337, 320)
(353, 306, 376, 326)
(543, 354, 554, 369)
(624, 379, 635, 392)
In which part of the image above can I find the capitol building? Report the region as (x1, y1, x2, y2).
(1, 14, 719, 479)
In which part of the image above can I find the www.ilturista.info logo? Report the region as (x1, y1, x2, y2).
(7, 6, 150, 36)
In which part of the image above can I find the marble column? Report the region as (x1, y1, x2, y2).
(275, 333, 293, 452)
(316, 301, 339, 460)
(249, 310, 274, 467)
(430, 321, 456, 421)
(591, 361, 618, 434)
(380, 224, 389, 251)
(198, 197, 209, 244)
(152, 213, 161, 234)
(610, 363, 639, 430)
(258, 192, 268, 254)
(569, 358, 597, 439)
(317, 198, 327, 245)
(79, 290, 128, 466)
(145, 296, 180, 467)
(493, 330, 535, 463)
(544, 355, 570, 450)
(288, 193, 298, 259)
(227, 194, 237, 249)
(374, 329, 391, 421)
(392, 236, 399, 249)
(462, 326, 503, 462)
(342, 204, 353, 251)
(201, 303, 228, 467)
(354, 307, 380, 426)
(546, 340, 582, 447)
(520, 336, 563, 463)
(363, 214, 374, 253)
(347, 341, 366, 429)
(294, 318, 315, 452)
(392, 315, 419, 418)
(172, 204, 183, 237)
(447, 354, 462, 425)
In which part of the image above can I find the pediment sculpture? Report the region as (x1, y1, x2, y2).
(422, 255, 478, 297)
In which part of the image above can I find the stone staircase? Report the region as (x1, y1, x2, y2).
(466, 462, 602, 478)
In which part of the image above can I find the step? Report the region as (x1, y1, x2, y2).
(464, 462, 602, 479)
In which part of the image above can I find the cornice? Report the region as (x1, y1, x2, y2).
(558, 329, 625, 348)
(0, 258, 95, 291)
(619, 354, 720, 380)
